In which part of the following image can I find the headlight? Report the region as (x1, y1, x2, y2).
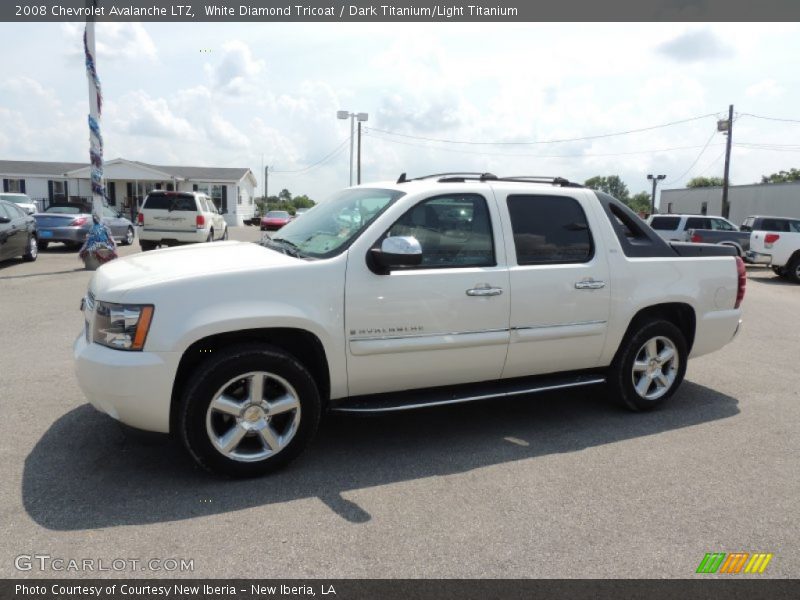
(93, 302, 154, 351)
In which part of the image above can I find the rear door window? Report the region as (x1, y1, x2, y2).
(759, 218, 790, 232)
(506, 195, 593, 264)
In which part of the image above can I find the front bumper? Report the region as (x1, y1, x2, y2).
(73, 333, 178, 433)
(745, 250, 772, 265)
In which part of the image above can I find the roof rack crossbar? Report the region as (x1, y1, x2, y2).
(395, 172, 582, 187)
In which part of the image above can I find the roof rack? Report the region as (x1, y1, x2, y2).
(396, 172, 582, 187)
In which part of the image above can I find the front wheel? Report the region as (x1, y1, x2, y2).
(607, 320, 688, 411)
(179, 344, 322, 477)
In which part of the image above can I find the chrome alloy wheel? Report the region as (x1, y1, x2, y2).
(29, 236, 38, 258)
(631, 336, 679, 401)
(125, 227, 134, 245)
(205, 371, 301, 462)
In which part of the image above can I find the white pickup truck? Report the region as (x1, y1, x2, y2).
(74, 174, 745, 477)
(747, 225, 800, 283)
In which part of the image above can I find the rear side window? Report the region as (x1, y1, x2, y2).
(711, 219, 736, 231)
(685, 217, 710, 230)
(507, 195, 593, 265)
(758, 218, 791, 232)
(649, 216, 680, 230)
(143, 194, 197, 211)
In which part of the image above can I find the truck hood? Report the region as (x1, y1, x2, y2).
(90, 241, 298, 299)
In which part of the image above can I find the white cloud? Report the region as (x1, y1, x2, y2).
(205, 40, 265, 96)
(60, 23, 158, 62)
(746, 79, 784, 99)
(111, 91, 195, 139)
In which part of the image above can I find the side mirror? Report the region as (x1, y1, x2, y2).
(369, 236, 423, 274)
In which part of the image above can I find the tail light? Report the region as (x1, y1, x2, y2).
(690, 232, 702, 243)
(136, 213, 144, 225)
(764, 233, 780, 248)
(735, 256, 746, 309)
(196, 215, 205, 229)
(71, 216, 89, 226)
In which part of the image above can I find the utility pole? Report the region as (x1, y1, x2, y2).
(264, 165, 268, 200)
(357, 121, 362, 185)
(647, 174, 666, 215)
(720, 104, 734, 219)
(337, 111, 368, 186)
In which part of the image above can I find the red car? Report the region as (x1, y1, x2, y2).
(260, 210, 292, 231)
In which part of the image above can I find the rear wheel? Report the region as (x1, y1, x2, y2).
(22, 235, 38, 262)
(221, 228, 228, 241)
(179, 344, 322, 477)
(207, 230, 213, 243)
(140, 240, 157, 251)
(122, 227, 134, 246)
(786, 255, 800, 284)
(608, 320, 688, 411)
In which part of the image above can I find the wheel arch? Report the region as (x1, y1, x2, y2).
(719, 241, 743, 256)
(170, 327, 331, 435)
(616, 302, 697, 359)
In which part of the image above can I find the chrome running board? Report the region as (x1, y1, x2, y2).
(331, 373, 606, 414)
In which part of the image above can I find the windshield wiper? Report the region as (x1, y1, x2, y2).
(263, 237, 303, 258)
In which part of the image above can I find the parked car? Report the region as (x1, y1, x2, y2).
(34, 203, 135, 250)
(260, 210, 292, 231)
(137, 191, 227, 251)
(647, 214, 740, 242)
(75, 173, 745, 477)
(0, 199, 38, 263)
(747, 220, 800, 282)
(0, 192, 37, 215)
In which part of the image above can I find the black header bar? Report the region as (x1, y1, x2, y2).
(3, 0, 800, 22)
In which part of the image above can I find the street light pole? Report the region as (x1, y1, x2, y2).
(647, 174, 666, 215)
(338, 110, 368, 186)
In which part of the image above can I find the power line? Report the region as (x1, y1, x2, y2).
(663, 128, 719, 186)
(363, 112, 719, 146)
(271, 137, 350, 174)
(366, 129, 724, 159)
(739, 112, 800, 125)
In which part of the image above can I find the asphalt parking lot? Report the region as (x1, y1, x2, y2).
(0, 228, 797, 579)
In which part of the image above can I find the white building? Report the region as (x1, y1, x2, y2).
(0, 158, 257, 226)
(659, 181, 800, 226)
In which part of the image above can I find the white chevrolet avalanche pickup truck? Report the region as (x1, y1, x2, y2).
(74, 173, 746, 477)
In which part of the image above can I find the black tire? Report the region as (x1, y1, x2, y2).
(122, 227, 134, 246)
(179, 344, 322, 478)
(607, 319, 688, 412)
(771, 265, 786, 277)
(140, 240, 157, 251)
(785, 254, 800, 284)
(22, 235, 38, 262)
(221, 228, 229, 241)
(207, 230, 214, 243)
(65, 242, 82, 251)
(38, 241, 49, 250)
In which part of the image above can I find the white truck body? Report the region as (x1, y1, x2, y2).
(748, 228, 800, 282)
(76, 179, 743, 432)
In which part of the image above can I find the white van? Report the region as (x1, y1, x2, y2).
(137, 191, 227, 251)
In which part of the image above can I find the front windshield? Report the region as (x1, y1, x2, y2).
(266, 211, 289, 218)
(268, 187, 405, 258)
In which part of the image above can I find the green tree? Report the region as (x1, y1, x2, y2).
(291, 195, 315, 209)
(584, 175, 630, 203)
(761, 168, 800, 184)
(278, 188, 292, 202)
(687, 176, 724, 188)
(626, 191, 652, 214)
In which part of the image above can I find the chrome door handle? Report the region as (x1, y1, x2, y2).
(575, 280, 606, 290)
(466, 286, 503, 297)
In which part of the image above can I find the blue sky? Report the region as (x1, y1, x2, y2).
(1, 22, 800, 203)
